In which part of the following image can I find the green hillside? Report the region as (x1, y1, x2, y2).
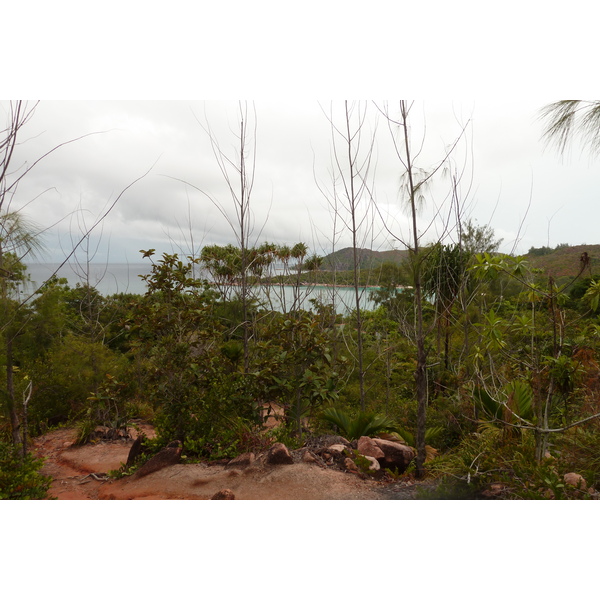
(320, 244, 600, 282)
(321, 247, 409, 271)
(524, 244, 600, 279)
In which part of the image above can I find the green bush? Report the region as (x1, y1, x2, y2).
(28, 334, 128, 433)
(0, 442, 52, 500)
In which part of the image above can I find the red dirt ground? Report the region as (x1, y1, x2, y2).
(32, 426, 423, 500)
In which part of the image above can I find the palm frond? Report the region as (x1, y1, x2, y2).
(474, 386, 503, 420)
(320, 407, 400, 441)
(505, 380, 533, 422)
(540, 100, 600, 157)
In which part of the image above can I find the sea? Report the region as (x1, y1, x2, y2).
(24, 263, 153, 296)
(23, 263, 379, 313)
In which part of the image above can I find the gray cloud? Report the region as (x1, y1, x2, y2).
(5, 100, 600, 266)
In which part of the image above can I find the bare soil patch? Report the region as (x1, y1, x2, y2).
(32, 425, 431, 500)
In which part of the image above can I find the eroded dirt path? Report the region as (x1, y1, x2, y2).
(32, 426, 429, 500)
(32, 428, 134, 499)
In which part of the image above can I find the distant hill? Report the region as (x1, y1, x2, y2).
(321, 247, 409, 271)
(525, 244, 600, 279)
(320, 244, 600, 281)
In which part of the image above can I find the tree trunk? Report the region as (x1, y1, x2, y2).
(400, 101, 428, 478)
(6, 337, 23, 453)
(413, 270, 428, 477)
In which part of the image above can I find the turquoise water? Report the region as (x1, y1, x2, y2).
(24, 263, 379, 313)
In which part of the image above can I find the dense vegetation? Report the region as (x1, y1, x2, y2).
(3, 233, 600, 499)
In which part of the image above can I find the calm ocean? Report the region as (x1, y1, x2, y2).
(24, 263, 152, 296)
(23, 263, 378, 313)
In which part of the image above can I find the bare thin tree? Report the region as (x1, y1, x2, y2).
(171, 102, 261, 372)
(376, 101, 471, 477)
(320, 101, 378, 411)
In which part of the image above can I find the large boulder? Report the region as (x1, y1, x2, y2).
(370, 438, 414, 473)
(357, 436, 385, 460)
(266, 442, 294, 465)
(133, 440, 182, 479)
(126, 434, 148, 467)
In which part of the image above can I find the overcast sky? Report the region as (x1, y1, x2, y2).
(5, 98, 600, 265)
(5, 2, 599, 271)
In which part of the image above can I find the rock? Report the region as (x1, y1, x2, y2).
(343, 457, 360, 474)
(321, 452, 334, 464)
(357, 436, 385, 460)
(480, 482, 508, 499)
(265, 442, 294, 465)
(371, 438, 415, 473)
(212, 489, 235, 500)
(363, 455, 380, 472)
(318, 445, 345, 460)
(564, 472, 587, 489)
(227, 452, 255, 469)
(328, 444, 348, 454)
(126, 434, 147, 467)
(133, 440, 182, 479)
(92, 425, 129, 441)
(301, 449, 319, 463)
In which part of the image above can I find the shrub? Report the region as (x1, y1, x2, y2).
(320, 406, 401, 440)
(0, 442, 52, 500)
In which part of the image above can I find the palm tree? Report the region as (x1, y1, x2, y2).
(540, 100, 600, 157)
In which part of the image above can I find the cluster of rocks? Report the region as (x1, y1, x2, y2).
(121, 432, 600, 500)
(223, 436, 415, 475)
(90, 425, 131, 442)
